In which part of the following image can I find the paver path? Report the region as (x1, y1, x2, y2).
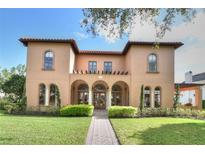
(86, 110, 119, 145)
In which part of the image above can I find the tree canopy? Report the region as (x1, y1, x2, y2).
(0, 64, 26, 103)
(81, 8, 199, 41)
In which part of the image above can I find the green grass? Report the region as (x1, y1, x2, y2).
(0, 113, 91, 144)
(110, 118, 205, 145)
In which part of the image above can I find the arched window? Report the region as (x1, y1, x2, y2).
(154, 87, 161, 107)
(144, 86, 151, 107)
(78, 84, 89, 104)
(39, 84, 46, 105)
(44, 51, 54, 70)
(112, 85, 122, 106)
(49, 84, 60, 106)
(148, 53, 157, 72)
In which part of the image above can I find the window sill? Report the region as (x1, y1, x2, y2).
(146, 71, 160, 74)
(42, 68, 55, 71)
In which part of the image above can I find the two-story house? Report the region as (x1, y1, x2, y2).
(19, 37, 183, 111)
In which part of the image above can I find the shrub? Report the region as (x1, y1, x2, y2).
(25, 106, 60, 116)
(202, 100, 205, 109)
(108, 106, 137, 118)
(4, 103, 21, 114)
(60, 104, 94, 117)
(0, 96, 27, 114)
(0, 98, 10, 110)
(139, 108, 173, 117)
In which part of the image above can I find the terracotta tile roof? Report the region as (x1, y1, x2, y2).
(79, 50, 122, 55)
(19, 37, 183, 55)
(19, 37, 79, 54)
(122, 41, 184, 55)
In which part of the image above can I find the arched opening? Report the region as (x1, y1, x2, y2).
(154, 87, 161, 107)
(39, 83, 46, 105)
(49, 84, 60, 106)
(78, 84, 89, 104)
(148, 53, 157, 72)
(144, 86, 151, 107)
(92, 80, 108, 109)
(111, 81, 129, 106)
(71, 80, 89, 105)
(44, 50, 54, 70)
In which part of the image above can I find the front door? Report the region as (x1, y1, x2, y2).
(93, 92, 106, 109)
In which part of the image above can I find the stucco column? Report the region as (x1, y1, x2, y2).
(45, 84, 50, 106)
(151, 89, 155, 108)
(88, 87, 92, 105)
(106, 88, 112, 109)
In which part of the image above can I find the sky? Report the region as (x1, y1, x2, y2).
(0, 8, 205, 82)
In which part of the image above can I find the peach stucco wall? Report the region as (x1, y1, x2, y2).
(127, 45, 175, 107)
(26, 42, 72, 108)
(76, 54, 126, 72)
(25, 42, 175, 110)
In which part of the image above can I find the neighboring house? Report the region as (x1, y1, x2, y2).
(176, 71, 205, 109)
(19, 37, 183, 111)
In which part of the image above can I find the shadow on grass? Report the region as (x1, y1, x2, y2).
(0, 137, 14, 143)
(127, 122, 205, 145)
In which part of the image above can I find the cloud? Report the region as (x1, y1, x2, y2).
(74, 32, 88, 40)
(129, 12, 205, 42)
(129, 12, 205, 82)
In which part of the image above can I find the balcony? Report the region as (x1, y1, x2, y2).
(72, 69, 129, 75)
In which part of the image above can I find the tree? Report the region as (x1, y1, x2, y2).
(1, 74, 25, 103)
(81, 8, 198, 41)
(0, 64, 26, 102)
(173, 84, 180, 110)
(139, 84, 144, 112)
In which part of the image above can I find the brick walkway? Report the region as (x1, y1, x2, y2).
(86, 110, 119, 145)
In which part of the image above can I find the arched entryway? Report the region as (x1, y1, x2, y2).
(92, 81, 108, 109)
(71, 80, 89, 104)
(111, 81, 129, 106)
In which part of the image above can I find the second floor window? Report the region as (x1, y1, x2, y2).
(44, 50, 54, 70)
(148, 53, 157, 72)
(104, 62, 112, 72)
(88, 61, 97, 73)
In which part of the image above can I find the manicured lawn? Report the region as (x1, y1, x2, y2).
(110, 118, 205, 145)
(0, 113, 91, 144)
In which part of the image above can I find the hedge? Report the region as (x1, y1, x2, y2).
(202, 100, 205, 109)
(138, 107, 205, 119)
(60, 104, 94, 117)
(108, 106, 137, 118)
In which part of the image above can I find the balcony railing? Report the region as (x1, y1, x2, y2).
(73, 69, 128, 75)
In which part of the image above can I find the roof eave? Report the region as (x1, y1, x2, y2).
(122, 41, 184, 55)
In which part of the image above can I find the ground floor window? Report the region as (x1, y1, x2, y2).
(49, 84, 60, 106)
(154, 87, 161, 107)
(39, 83, 46, 105)
(144, 86, 151, 107)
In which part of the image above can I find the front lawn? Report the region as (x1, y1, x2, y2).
(0, 113, 91, 144)
(110, 118, 205, 145)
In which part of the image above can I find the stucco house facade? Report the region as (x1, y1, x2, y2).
(19, 37, 183, 111)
